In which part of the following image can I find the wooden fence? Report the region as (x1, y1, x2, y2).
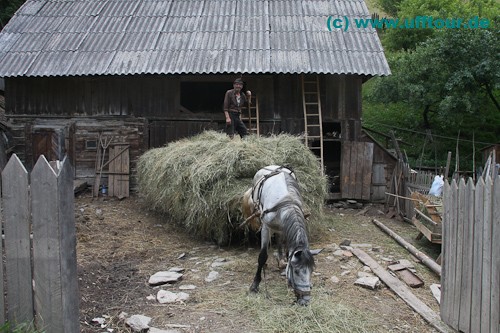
(441, 176, 499, 333)
(0, 154, 79, 332)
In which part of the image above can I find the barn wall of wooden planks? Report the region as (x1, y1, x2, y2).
(441, 176, 500, 333)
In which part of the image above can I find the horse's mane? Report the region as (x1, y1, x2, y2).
(279, 173, 315, 270)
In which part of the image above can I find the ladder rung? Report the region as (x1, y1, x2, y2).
(304, 92, 318, 94)
(306, 136, 321, 139)
(305, 102, 319, 105)
(303, 81, 317, 84)
(307, 124, 321, 127)
(306, 114, 319, 116)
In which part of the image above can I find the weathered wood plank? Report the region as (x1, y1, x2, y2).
(491, 176, 500, 333)
(57, 156, 80, 333)
(451, 179, 465, 329)
(440, 180, 450, 323)
(121, 145, 130, 198)
(443, 180, 459, 328)
(31, 155, 62, 332)
(471, 177, 485, 333)
(2, 154, 34, 325)
(458, 179, 474, 332)
(349, 141, 358, 198)
(354, 142, 363, 199)
(108, 145, 116, 196)
(351, 248, 453, 333)
(31, 155, 79, 333)
(340, 141, 352, 199)
(0, 201, 3, 325)
(481, 176, 493, 332)
(362, 142, 373, 201)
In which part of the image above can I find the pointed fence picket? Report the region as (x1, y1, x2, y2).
(0, 154, 79, 333)
(441, 176, 500, 333)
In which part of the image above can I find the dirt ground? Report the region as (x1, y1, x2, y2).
(76, 193, 443, 333)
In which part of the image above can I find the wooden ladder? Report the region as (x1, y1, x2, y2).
(241, 95, 260, 136)
(302, 74, 324, 174)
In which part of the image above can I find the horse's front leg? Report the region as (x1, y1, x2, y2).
(250, 228, 270, 293)
(275, 233, 287, 269)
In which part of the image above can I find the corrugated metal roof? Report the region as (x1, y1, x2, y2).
(0, 0, 390, 77)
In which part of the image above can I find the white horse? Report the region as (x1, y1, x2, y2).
(246, 165, 315, 305)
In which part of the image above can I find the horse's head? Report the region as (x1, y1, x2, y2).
(286, 248, 315, 306)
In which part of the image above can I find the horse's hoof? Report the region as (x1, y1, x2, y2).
(296, 298, 310, 306)
(249, 284, 259, 293)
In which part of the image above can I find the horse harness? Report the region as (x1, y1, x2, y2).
(251, 166, 304, 220)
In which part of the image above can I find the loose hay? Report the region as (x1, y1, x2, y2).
(137, 131, 328, 245)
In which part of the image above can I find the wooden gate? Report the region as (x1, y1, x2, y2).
(0, 154, 79, 332)
(341, 141, 373, 200)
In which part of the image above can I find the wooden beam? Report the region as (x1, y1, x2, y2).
(372, 218, 441, 276)
(351, 248, 453, 333)
(414, 208, 439, 227)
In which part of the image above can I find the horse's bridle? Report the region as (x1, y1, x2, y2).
(285, 258, 312, 299)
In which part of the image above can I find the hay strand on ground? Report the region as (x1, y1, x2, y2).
(137, 131, 328, 244)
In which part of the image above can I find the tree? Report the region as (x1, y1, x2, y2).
(368, 28, 499, 130)
(379, 0, 499, 51)
(0, 0, 26, 30)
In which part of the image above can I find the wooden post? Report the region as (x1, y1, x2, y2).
(2, 154, 34, 325)
(31, 155, 79, 333)
(444, 151, 452, 181)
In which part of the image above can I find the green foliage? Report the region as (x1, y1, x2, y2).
(369, 28, 499, 130)
(0, 322, 44, 333)
(0, 0, 25, 30)
(380, 0, 499, 51)
(375, 0, 402, 16)
(365, 16, 499, 169)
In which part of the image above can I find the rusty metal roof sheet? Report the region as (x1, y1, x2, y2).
(0, 0, 390, 77)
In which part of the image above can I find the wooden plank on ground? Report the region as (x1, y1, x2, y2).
(491, 176, 500, 333)
(471, 177, 485, 333)
(351, 248, 453, 333)
(31, 156, 79, 333)
(2, 154, 33, 325)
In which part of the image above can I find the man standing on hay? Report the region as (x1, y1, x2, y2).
(223, 78, 251, 138)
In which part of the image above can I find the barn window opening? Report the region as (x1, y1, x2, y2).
(85, 140, 97, 150)
(180, 82, 237, 114)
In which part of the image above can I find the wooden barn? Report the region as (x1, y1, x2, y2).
(0, 0, 394, 201)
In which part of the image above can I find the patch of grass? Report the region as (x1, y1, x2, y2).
(0, 322, 45, 333)
(226, 283, 380, 333)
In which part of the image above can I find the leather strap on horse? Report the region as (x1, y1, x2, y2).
(252, 166, 296, 212)
(238, 167, 306, 229)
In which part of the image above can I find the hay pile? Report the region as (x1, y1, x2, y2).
(137, 131, 328, 245)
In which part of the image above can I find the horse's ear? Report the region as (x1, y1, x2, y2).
(310, 248, 323, 256)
